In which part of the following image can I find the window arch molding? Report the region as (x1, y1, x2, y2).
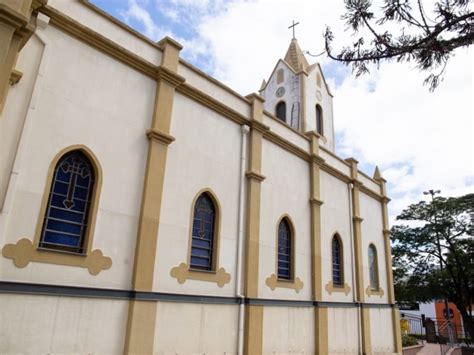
(34, 145, 103, 255)
(331, 233, 344, 287)
(187, 188, 222, 272)
(368, 243, 380, 290)
(170, 188, 231, 287)
(2, 144, 112, 275)
(275, 100, 287, 122)
(264, 214, 304, 293)
(275, 214, 295, 281)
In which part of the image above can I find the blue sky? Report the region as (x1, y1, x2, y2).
(90, 0, 473, 222)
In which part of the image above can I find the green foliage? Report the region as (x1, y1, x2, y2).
(402, 334, 419, 347)
(324, 0, 474, 90)
(392, 193, 474, 339)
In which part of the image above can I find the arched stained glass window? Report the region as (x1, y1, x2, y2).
(39, 150, 95, 253)
(316, 104, 323, 136)
(369, 244, 379, 290)
(276, 101, 286, 122)
(190, 193, 216, 271)
(277, 218, 292, 280)
(332, 235, 343, 286)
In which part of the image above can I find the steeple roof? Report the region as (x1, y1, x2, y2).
(284, 38, 309, 72)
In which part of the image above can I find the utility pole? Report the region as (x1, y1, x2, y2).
(423, 189, 455, 345)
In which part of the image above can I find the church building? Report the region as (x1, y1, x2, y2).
(0, 1, 402, 354)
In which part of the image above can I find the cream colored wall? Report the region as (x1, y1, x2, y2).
(319, 149, 352, 177)
(0, 34, 44, 214)
(154, 302, 238, 354)
(49, 0, 162, 66)
(360, 192, 389, 303)
(177, 63, 251, 118)
(262, 112, 310, 152)
(327, 307, 360, 354)
(262, 60, 300, 128)
(259, 140, 312, 300)
(262, 306, 315, 354)
(359, 172, 380, 195)
(153, 92, 242, 296)
(370, 308, 396, 354)
(320, 171, 355, 302)
(0, 294, 128, 355)
(0, 25, 155, 289)
(304, 67, 335, 152)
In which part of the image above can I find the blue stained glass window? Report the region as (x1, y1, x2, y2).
(277, 219, 292, 280)
(39, 151, 95, 253)
(369, 245, 379, 290)
(190, 193, 216, 271)
(332, 235, 343, 286)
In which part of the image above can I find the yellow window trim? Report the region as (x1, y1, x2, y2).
(1, 145, 112, 275)
(170, 188, 231, 287)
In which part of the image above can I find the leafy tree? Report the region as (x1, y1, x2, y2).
(324, 0, 474, 90)
(391, 192, 474, 340)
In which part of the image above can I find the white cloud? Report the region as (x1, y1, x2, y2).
(116, 0, 473, 223)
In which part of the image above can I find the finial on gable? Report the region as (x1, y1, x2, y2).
(259, 79, 267, 92)
(373, 166, 386, 182)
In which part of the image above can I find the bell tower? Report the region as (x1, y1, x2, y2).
(259, 36, 335, 152)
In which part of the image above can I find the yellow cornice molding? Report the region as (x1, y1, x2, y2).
(263, 130, 309, 161)
(360, 185, 385, 202)
(146, 129, 175, 145)
(353, 215, 364, 222)
(0, 4, 29, 29)
(41, 5, 158, 79)
(170, 262, 231, 288)
(309, 197, 324, 206)
(250, 119, 269, 133)
(176, 83, 248, 125)
(157, 36, 183, 51)
(265, 274, 304, 293)
(310, 153, 325, 166)
(156, 66, 185, 87)
(325, 281, 351, 296)
(320, 163, 352, 183)
(245, 171, 266, 182)
(9, 69, 22, 85)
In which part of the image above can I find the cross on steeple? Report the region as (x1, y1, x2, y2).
(288, 20, 300, 39)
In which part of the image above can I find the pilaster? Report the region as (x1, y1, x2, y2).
(346, 158, 372, 355)
(0, 0, 47, 210)
(306, 131, 328, 354)
(124, 37, 184, 355)
(374, 168, 402, 353)
(243, 93, 266, 354)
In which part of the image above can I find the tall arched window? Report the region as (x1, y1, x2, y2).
(39, 150, 95, 253)
(316, 104, 323, 136)
(190, 193, 216, 271)
(369, 244, 379, 290)
(277, 218, 292, 280)
(332, 235, 343, 286)
(275, 101, 286, 122)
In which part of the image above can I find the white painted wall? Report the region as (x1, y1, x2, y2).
(0, 25, 154, 289)
(320, 171, 355, 302)
(0, 294, 128, 354)
(153, 93, 242, 296)
(304, 66, 335, 152)
(360, 192, 389, 304)
(262, 60, 301, 129)
(370, 308, 396, 354)
(262, 306, 315, 354)
(259, 140, 312, 301)
(328, 307, 360, 354)
(154, 302, 238, 354)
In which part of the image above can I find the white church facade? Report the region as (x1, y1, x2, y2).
(0, 1, 402, 354)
